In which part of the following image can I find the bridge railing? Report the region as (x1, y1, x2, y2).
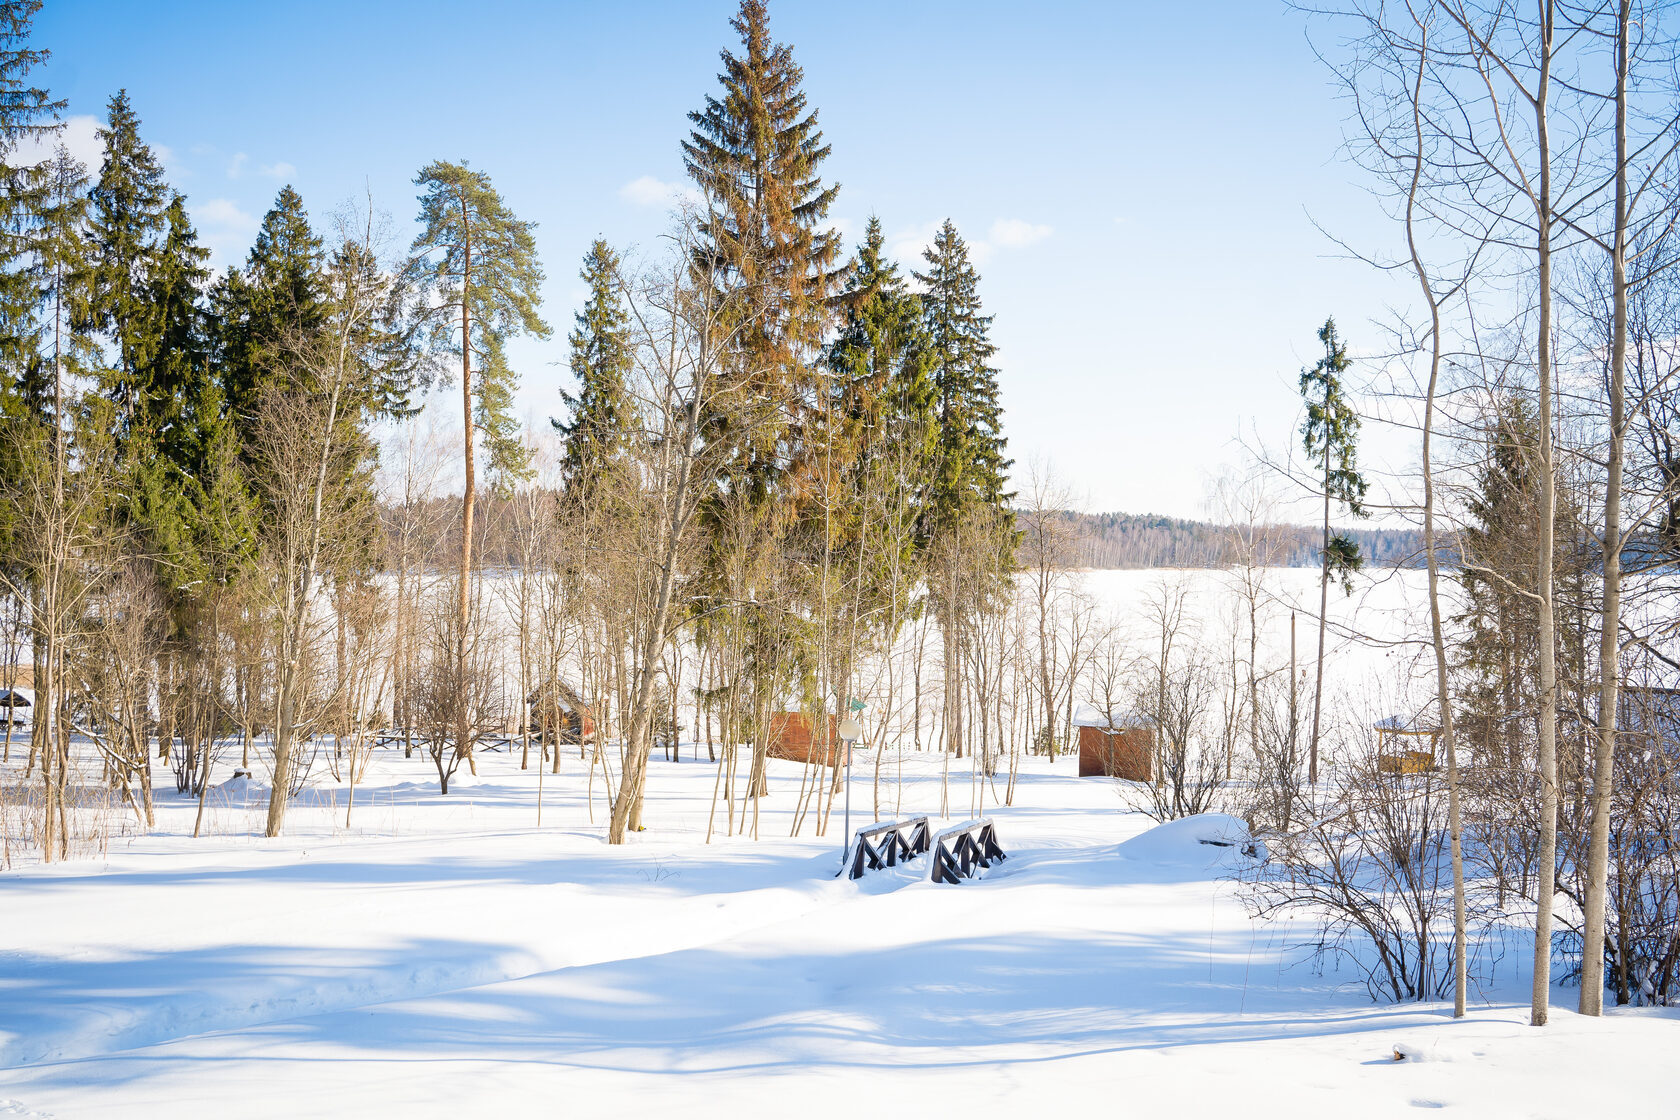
(842, 816, 932, 880)
(929, 818, 1006, 884)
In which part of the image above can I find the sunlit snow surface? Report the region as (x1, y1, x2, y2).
(0, 568, 1675, 1117)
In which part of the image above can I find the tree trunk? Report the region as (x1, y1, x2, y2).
(1581, 0, 1630, 1018)
(1310, 482, 1330, 789)
(1532, 7, 1560, 1026)
(456, 211, 477, 781)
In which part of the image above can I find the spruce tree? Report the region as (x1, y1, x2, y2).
(915, 218, 1011, 534)
(323, 234, 423, 421)
(1299, 316, 1368, 787)
(212, 184, 326, 418)
(914, 218, 1012, 768)
(129, 194, 218, 604)
(555, 237, 632, 497)
(0, 0, 59, 152)
(682, 0, 842, 504)
(826, 217, 934, 576)
(24, 145, 91, 430)
(87, 90, 168, 425)
(0, 0, 63, 378)
(679, 1, 844, 812)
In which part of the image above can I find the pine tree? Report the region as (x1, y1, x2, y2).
(682, 0, 842, 506)
(212, 184, 326, 417)
(87, 90, 170, 429)
(411, 159, 548, 656)
(555, 238, 632, 497)
(1299, 316, 1368, 787)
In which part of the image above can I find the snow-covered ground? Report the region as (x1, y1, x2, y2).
(1, 738, 1675, 1119)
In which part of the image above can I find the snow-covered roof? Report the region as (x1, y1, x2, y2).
(1072, 703, 1152, 729)
(1374, 714, 1436, 734)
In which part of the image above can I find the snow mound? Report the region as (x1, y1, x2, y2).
(205, 773, 263, 807)
(1115, 813, 1260, 875)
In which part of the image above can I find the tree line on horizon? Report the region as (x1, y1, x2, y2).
(1065, 510, 1424, 570)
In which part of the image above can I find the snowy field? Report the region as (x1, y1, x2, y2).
(1, 567, 1676, 1118)
(3, 747, 1677, 1118)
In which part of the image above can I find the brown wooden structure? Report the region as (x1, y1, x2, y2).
(1077, 724, 1154, 781)
(1375, 715, 1439, 775)
(767, 712, 847, 766)
(526, 679, 596, 745)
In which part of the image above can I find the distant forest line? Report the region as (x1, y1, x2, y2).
(1059, 511, 1426, 570)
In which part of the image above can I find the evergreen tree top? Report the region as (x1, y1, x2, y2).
(412, 159, 549, 342)
(1299, 316, 1367, 518)
(682, 0, 841, 296)
(244, 185, 325, 308)
(92, 90, 167, 232)
(0, 0, 62, 156)
(914, 218, 1012, 522)
(557, 237, 633, 493)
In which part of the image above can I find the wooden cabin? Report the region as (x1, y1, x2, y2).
(767, 712, 847, 767)
(1074, 705, 1154, 781)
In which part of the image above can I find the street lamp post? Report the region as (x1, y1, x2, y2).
(837, 714, 862, 872)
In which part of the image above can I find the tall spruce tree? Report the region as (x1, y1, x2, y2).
(24, 145, 90, 430)
(129, 194, 221, 611)
(212, 185, 326, 418)
(813, 217, 936, 721)
(682, 0, 842, 507)
(671, 0, 845, 834)
(87, 90, 169, 426)
(1299, 316, 1367, 788)
(914, 218, 1012, 767)
(555, 238, 632, 497)
(0, 0, 63, 383)
(915, 218, 1010, 533)
(411, 159, 548, 661)
(825, 217, 934, 590)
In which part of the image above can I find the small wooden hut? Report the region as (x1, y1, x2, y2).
(767, 712, 846, 766)
(526, 679, 596, 745)
(1375, 714, 1439, 774)
(1074, 704, 1154, 781)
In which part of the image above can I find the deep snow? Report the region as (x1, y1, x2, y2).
(1, 566, 1674, 1116)
(1, 739, 1675, 1119)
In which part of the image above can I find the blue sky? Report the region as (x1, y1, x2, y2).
(34, 0, 1410, 519)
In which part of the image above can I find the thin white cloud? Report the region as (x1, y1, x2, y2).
(889, 216, 1054, 269)
(193, 197, 261, 268)
(259, 160, 296, 180)
(227, 151, 248, 178)
(619, 174, 696, 208)
(154, 142, 184, 179)
(988, 217, 1052, 249)
(10, 114, 102, 174)
(887, 220, 943, 272)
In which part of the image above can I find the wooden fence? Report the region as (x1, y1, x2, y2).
(929, 819, 1007, 884)
(843, 817, 931, 880)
